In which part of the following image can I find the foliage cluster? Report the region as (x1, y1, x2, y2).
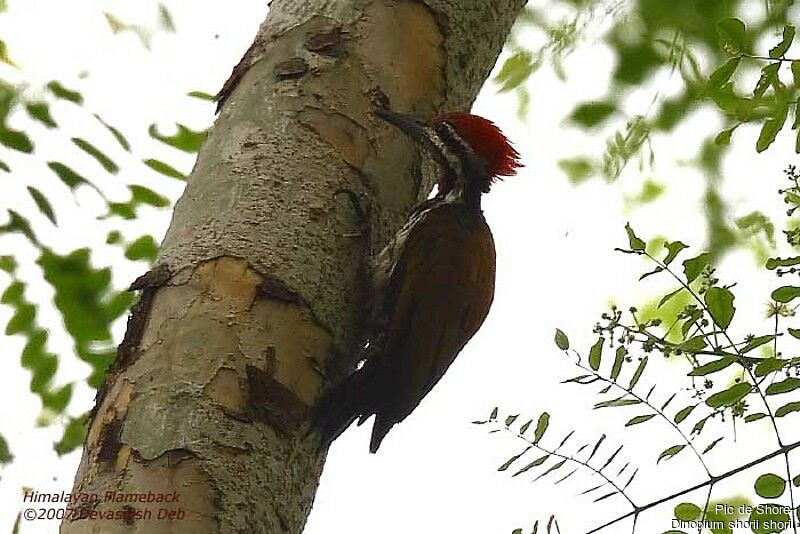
(481, 170, 800, 532)
(0, 1, 206, 461)
(501, 0, 797, 259)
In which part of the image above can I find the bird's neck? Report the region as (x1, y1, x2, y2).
(441, 172, 484, 210)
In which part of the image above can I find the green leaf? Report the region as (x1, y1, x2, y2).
(587, 434, 606, 461)
(94, 114, 130, 151)
(610, 346, 625, 381)
(792, 60, 800, 88)
(741, 335, 775, 353)
(557, 157, 595, 184)
(505, 414, 519, 427)
(705, 382, 752, 408)
(766, 256, 800, 269)
(678, 335, 707, 352)
(25, 102, 57, 128)
(0, 281, 22, 303)
(769, 25, 795, 58)
(144, 158, 186, 180)
(745, 413, 768, 423)
(702, 437, 723, 454)
(512, 454, 549, 477)
(72, 137, 118, 174)
(0, 38, 13, 66)
(38, 248, 120, 387)
(569, 101, 616, 128)
(124, 236, 158, 262)
(628, 179, 664, 206)
(46, 81, 83, 104)
(498, 448, 528, 471)
(714, 126, 737, 146)
(158, 3, 176, 32)
(54, 414, 87, 456)
(771, 286, 800, 303)
(657, 444, 686, 464)
(533, 412, 549, 444)
(148, 123, 206, 153)
(26, 187, 57, 225)
(693, 417, 708, 435)
(789, 328, 800, 339)
(716, 18, 747, 55)
(629, 357, 648, 390)
(0, 210, 38, 244)
(663, 241, 688, 266)
(688, 357, 735, 376)
(755, 358, 786, 377)
(554, 329, 569, 350)
(674, 502, 701, 521)
(594, 397, 641, 409)
(187, 90, 215, 101)
(706, 57, 741, 93)
(683, 253, 709, 284)
(624, 222, 645, 251)
(494, 51, 536, 93)
(41, 383, 72, 412)
(0, 255, 17, 273)
(47, 161, 90, 190)
(704, 287, 735, 329)
(748, 502, 790, 534)
(5, 302, 34, 335)
(130, 185, 169, 208)
(658, 288, 685, 309)
(588, 337, 604, 371)
(765, 378, 800, 396)
(756, 117, 785, 153)
(753, 63, 780, 98)
(755, 474, 786, 499)
(534, 458, 567, 481)
(0, 434, 12, 464)
(106, 230, 122, 249)
(625, 414, 656, 426)
(519, 419, 532, 435)
(674, 404, 696, 424)
(775, 401, 800, 417)
(0, 128, 33, 153)
(107, 202, 136, 220)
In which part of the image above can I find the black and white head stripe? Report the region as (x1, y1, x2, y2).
(435, 120, 491, 191)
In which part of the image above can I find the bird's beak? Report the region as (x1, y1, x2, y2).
(375, 108, 428, 139)
(374, 108, 445, 164)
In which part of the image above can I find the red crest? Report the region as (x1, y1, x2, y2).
(439, 112, 521, 182)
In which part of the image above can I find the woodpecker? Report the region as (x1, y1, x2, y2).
(313, 107, 521, 453)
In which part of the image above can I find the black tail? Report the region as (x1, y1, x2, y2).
(311, 367, 375, 451)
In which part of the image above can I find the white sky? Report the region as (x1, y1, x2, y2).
(0, 1, 798, 533)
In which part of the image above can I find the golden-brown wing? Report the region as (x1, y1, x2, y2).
(367, 203, 495, 452)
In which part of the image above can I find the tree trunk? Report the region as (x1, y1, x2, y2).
(62, 1, 524, 532)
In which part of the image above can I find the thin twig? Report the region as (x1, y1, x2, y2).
(500, 425, 637, 510)
(569, 356, 712, 478)
(586, 438, 800, 533)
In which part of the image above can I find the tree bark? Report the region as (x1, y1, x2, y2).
(62, 1, 524, 532)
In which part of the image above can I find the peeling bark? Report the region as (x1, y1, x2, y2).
(64, 1, 524, 532)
